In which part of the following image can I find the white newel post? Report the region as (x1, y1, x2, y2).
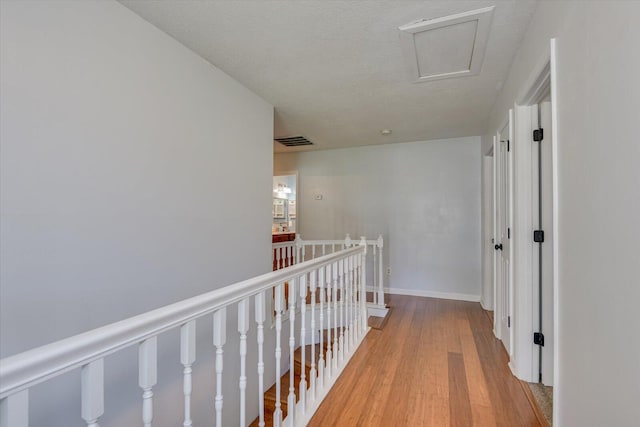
(180, 321, 196, 427)
(360, 237, 368, 333)
(0, 390, 28, 427)
(338, 258, 345, 362)
(295, 235, 303, 265)
(274, 284, 284, 427)
(377, 235, 384, 308)
(317, 266, 325, 391)
(213, 308, 226, 427)
(351, 254, 357, 346)
(139, 337, 157, 427)
(346, 255, 352, 352)
(356, 250, 362, 334)
(287, 279, 297, 427)
(299, 273, 308, 414)
(81, 359, 104, 427)
(372, 243, 378, 305)
(332, 261, 339, 372)
(309, 269, 317, 401)
(238, 298, 250, 426)
(255, 291, 266, 427)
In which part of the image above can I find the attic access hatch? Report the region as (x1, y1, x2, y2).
(399, 6, 495, 83)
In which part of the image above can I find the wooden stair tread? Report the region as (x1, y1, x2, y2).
(250, 341, 337, 426)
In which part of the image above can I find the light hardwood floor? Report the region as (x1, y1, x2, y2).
(307, 294, 544, 426)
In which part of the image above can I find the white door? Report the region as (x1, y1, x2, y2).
(496, 114, 513, 354)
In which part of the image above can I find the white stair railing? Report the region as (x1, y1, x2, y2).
(273, 234, 388, 317)
(0, 246, 368, 427)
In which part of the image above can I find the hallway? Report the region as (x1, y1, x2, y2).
(308, 294, 545, 426)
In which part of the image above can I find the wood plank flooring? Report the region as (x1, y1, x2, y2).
(307, 294, 543, 426)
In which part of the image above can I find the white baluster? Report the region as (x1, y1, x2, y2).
(0, 390, 28, 427)
(377, 235, 384, 309)
(302, 243, 306, 262)
(345, 233, 352, 248)
(331, 243, 336, 253)
(332, 261, 339, 371)
(238, 298, 249, 426)
(287, 279, 297, 426)
(322, 244, 326, 256)
(274, 284, 284, 427)
(317, 267, 325, 391)
(81, 359, 104, 427)
(139, 337, 157, 427)
(213, 308, 226, 427)
(255, 291, 266, 427)
(309, 269, 317, 401)
(360, 237, 368, 333)
(299, 273, 308, 414)
(180, 321, 196, 427)
(276, 247, 282, 270)
(325, 263, 333, 383)
(311, 244, 316, 260)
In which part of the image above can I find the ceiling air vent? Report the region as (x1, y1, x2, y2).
(275, 136, 314, 147)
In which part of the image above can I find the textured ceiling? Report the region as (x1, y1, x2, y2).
(120, 1, 538, 152)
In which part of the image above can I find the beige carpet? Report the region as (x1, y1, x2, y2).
(528, 382, 553, 425)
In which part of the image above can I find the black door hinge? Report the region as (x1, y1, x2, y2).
(534, 332, 545, 346)
(508, 228, 511, 239)
(508, 316, 511, 328)
(507, 140, 510, 152)
(533, 128, 544, 142)
(533, 230, 544, 243)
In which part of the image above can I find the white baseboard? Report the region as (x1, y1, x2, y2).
(367, 286, 480, 303)
(480, 298, 493, 311)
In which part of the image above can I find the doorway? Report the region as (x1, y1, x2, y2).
(273, 174, 297, 234)
(509, 39, 559, 425)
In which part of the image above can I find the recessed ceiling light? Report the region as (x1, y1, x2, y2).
(381, 129, 392, 135)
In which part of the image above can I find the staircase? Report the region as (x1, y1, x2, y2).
(1, 245, 370, 426)
(251, 341, 329, 426)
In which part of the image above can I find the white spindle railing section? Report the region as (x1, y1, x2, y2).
(273, 234, 389, 318)
(0, 245, 368, 427)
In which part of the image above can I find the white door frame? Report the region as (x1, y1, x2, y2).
(510, 39, 559, 420)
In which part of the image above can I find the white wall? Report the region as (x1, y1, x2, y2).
(486, 1, 640, 424)
(0, 1, 273, 426)
(275, 137, 482, 301)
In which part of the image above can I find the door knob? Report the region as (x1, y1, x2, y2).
(494, 243, 503, 250)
